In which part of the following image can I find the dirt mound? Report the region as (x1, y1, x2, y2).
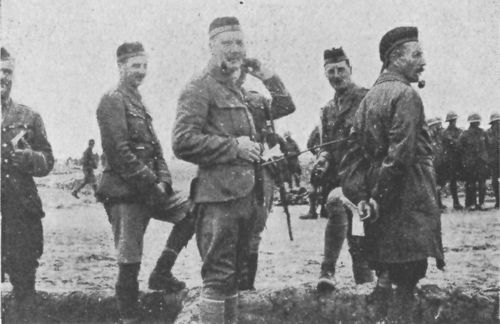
(2, 284, 498, 323)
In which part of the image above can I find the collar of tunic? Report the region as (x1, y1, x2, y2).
(374, 70, 411, 86)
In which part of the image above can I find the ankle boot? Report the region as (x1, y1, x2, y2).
(149, 249, 186, 292)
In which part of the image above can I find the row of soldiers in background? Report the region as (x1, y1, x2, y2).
(428, 112, 500, 211)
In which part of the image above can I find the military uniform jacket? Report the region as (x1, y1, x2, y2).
(487, 125, 499, 171)
(319, 83, 368, 169)
(96, 83, 171, 202)
(459, 126, 489, 178)
(1, 99, 54, 217)
(173, 63, 295, 203)
(82, 147, 97, 171)
(354, 71, 444, 264)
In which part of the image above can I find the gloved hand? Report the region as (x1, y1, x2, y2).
(312, 156, 329, 182)
(236, 136, 261, 163)
(244, 58, 274, 81)
(11, 148, 34, 171)
(368, 198, 380, 222)
(357, 200, 372, 221)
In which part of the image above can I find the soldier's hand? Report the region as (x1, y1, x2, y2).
(357, 200, 372, 221)
(312, 157, 329, 178)
(244, 58, 274, 81)
(368, 198, 380, 223)
(11, 148, 34, 170)
(236, 136, 261, 163)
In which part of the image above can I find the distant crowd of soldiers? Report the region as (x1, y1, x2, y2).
(2, 16, 499, 324)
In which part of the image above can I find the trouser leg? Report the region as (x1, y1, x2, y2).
(450, 179, 461, 206)
(73, 179, 88, 194)
(116, 263, 141, 320)
(196, 194, 257, 323)
(465, 180, 475, 207)
(320, 196, 347, 274)
(492, 173, 500, 207)
(347, 233, 374, 284)
(478, 179, 486, 205)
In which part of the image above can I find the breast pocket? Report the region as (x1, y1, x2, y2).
(212, 96, 252, 137)
(125, 108, 151, 142)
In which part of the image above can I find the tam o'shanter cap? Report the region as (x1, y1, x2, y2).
(324, 47, 348, 65)
(379, 26, 418, 64)
(209, 17, 241, 39)
(116, 42, 145, 62)
(1, 47, 15, 71)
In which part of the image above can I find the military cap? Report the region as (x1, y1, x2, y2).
(445, 111, 458, 122)
(323, 47, 348, 66)
(116, 42, 145, 62)
(427, 117, 442, 127)
(467, 113, 481, 123)
(490, 112, 500, 124)
(209, 17, 241, 39)
(379, 26, 418, 64)
(1, 47, 15, 71)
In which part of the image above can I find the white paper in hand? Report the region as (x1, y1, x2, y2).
(330, 187, 365, 236)
(261, 143, 283, 162)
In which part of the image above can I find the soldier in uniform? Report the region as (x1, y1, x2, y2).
(239, 81, 296, 291)
(442, 111, 464, 209)
(428, 117, 447, 209)
(460, 113, 489, 210)
(72, 139, 98, 198)
(1, 47, 54, 312)
(283, 131, 302, 189)
(301, 126, 328, 219)
(306, 47, 373, 291)
(354, 27, 444, 322)
(487, 113, 500, 208)
(96, 42, 195, 323)
(173, 17, 295, 323)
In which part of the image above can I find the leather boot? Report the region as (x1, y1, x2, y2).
(149, 249, 186, 292)
(351, 253, 374, 284)
(116, 263, 141, 322)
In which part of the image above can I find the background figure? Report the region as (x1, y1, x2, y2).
(1, 47, 54, 315)
(459, 113, 489, 211)
(72, 139, 98, 198)
(442, 111, 464, 209)
(283, 131, 302, 189)
(302, 126, 328, 219)
(428, 117, 447, 209)
(487, 113, 500, 208)
(355, 27, 444, 323)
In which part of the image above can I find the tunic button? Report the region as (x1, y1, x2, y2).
(2, 143, 7, 147)
(5, 174, 9, 178)
(3, 159, 8, 163)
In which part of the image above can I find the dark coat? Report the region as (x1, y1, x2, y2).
(354, 71, 444, 264)
(172, 63, 295, 203)
(1, 100, 54, 217)
(487, 124, 500, 176)
(459, 126, 489, 180)
(429, 128, 446, 186)
(96, 82, 171, 202)
(82, 147, 97, 171)
(442, 124, 463, 180)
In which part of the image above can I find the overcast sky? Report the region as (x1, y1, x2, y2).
(2, 0, 499, 158)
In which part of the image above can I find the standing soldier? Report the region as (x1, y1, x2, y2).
(460, 114, 490, 210)
(96, 42, 195, 323)
(239, 84, 296, 290)
(442, 111, 464, 209)
(428, 117, 447, 209)
(1, 47, 54, 313)
(307, 47, 373, 291)
(72, 139, 98, 198)
(487, 113, 500, 208)
(283, 131, 302, 189)
(173, 17, 295, 323)
(354, 27, 444, 322)
(301, 126, 328, 219)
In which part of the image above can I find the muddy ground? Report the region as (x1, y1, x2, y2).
(1, 160, 499, 323)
